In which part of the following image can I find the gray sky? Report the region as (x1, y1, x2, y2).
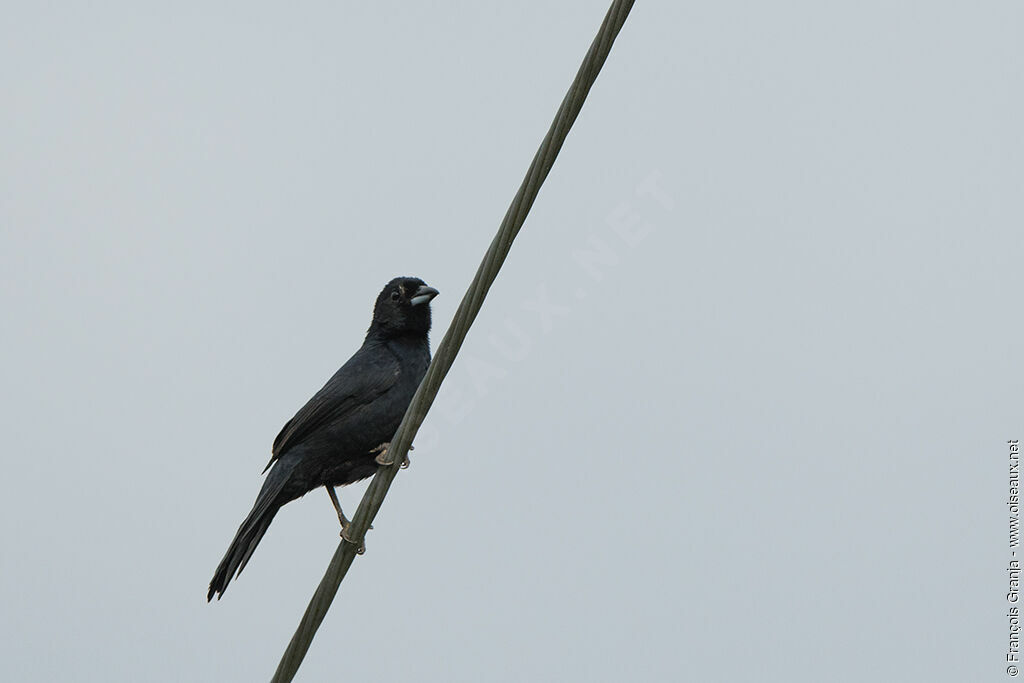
(2, 2, 1020, 681)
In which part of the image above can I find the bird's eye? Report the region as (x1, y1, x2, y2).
(390, 290, 401, 302)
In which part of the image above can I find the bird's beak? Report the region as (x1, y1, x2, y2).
(410, 285, 439, 306)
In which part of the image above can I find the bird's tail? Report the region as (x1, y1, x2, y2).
(207, 458, 297, 601)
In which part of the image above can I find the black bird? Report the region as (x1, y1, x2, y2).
(208, 277, 439, 601)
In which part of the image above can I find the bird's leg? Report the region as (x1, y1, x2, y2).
(327, 486, 368, 554)
(371, 442, 413, 468)
(326, 486, 350, 529)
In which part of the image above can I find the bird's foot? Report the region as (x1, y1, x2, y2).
(372, 442, 413, 468)
(340, 523, 366, 555)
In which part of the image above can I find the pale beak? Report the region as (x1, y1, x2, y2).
(410, 285, 439, 306)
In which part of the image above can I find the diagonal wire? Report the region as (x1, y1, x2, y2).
(270, 1, 635, 680)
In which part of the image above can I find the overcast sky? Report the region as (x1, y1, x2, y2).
(2, 2, 1021, 681)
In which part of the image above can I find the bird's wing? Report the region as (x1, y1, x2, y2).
(262, 348, 400, 472)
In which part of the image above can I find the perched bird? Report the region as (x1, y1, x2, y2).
(208, 277, 439, 601)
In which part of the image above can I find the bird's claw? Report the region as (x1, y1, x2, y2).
(340, 524, 366, 555)
(372, 442, 413, 468)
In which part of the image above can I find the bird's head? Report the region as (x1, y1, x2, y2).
(368, 276, 439, 339)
